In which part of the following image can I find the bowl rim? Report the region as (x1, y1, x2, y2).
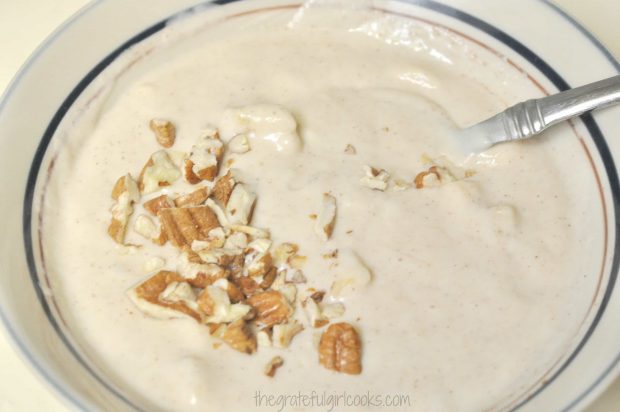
(2, 0, 620, 411)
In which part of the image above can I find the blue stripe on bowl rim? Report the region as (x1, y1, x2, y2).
(3, 0, 619, 410)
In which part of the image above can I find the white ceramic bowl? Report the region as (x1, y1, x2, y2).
(1, 0, 619, 410)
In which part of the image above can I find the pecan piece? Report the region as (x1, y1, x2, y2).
(144, 194, 174, 216)
(149, 118, 176, 148)
(184, 160, 203, 184)
(129, 270, 201, 321)
(212, 171, 236, 206)
(227, 281, 245, 303)
(360, 165, 390, 191)
(158, 206, 220, 249)
(174, 186, 210, 208)
(264, 356, 284, 378)
(259, 267, 277, 289)
(247, 290, 293, 327)
(138, 151, 181, 193)
(246, 252, 273, 278)
(184, 129, 224, 183)
(234, 276, 261, 297)
(319, 322, 362, 375)
(414, 166, 441, 189)
(314, 193, 336, 242)
(108, 174, 139, 244)
(222, 319, 257, 354)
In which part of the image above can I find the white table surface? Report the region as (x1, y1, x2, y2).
(1, 1, 620, 411)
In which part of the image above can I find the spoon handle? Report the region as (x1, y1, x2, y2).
(501, 75, 620, 140)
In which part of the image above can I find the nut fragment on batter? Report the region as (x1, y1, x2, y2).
(319, 322, 362, 375)
(127, 270, 202, 321)
(344, 144, 356, 155)
(221, 319, 257, 354)
(212, 171, 237, 206)
(158, 206, 220, 249)
(233, 276, 261, 298)
(191, 227, 227, 252)
(414, 166, 441, 189)
(360, 165, 390, 191)
(247, 290, 293, 327)
(273, 243, 299, 267)
(174, 186, 210, 207)
(264, 356, 284, 377)
(144, 194, 174, 216)
(108, 174, 140, 244)
(314, 193, 337, 242)
(199, 280, 252, 323)
(229, 224, 270, 239)
(226, 183, 257, 225)
(139, 151, 181, 193)
(184, 128, 224, 183)
(303, 297, 328, 328)
(149, 118, 176, 148)
(246, 252, 273, 277)
(272, 321, 304, 348)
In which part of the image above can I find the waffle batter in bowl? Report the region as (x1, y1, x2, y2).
(7, 1, 619, 411)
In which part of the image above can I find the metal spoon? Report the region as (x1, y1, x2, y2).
(460, 75, 620, 153)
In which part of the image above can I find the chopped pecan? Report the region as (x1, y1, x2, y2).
(139, 151, 181, 193)
(264, 356, 284, 377)
(414, 166, 441, 189)
(289, 255, 307, 269)
(186, 270, 226, 289)
(273, 321, 304, 348)
(212, 171, 236, 206)
(234, 276, 261, 297)
(184, 160, 203, 184)
(360, 165, 390, 191)
(226, 183, 256, 225)
(149, 118, 176, 148)
(184, 131, 224, 183)
(310, 290, 326, 303)
(247, 290, 293, 327)
(246, 252, 273, 278)
(272, 243, 299, 267)
(158, 206, 220, 249)
(314, 193, 337, 242)
(259, 267, 277, 289)
(144, 194, 174, 216)
(108, 174, 139, 244)
(344, 144, 356, 155)
(227, 281, 245, 303)
(111, 174, 135, 200)
(200, 281, 252, 324)
(319, 322, 362, 375)
(134, 214, 158, 240)
(174, 187, 210, 208)
(222, 319, 256, 354)
(227, 254, 246, 278)
(107, 219, 127, 244)
(129, 270, 201, 321)
(197, 288, 215, 315)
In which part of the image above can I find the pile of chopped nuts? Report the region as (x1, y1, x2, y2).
(107, 118, 362, 377)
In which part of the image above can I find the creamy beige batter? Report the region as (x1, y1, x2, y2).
(41, 3, 603, 411)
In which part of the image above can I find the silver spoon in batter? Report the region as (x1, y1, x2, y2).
(460, 75, 620, 153)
